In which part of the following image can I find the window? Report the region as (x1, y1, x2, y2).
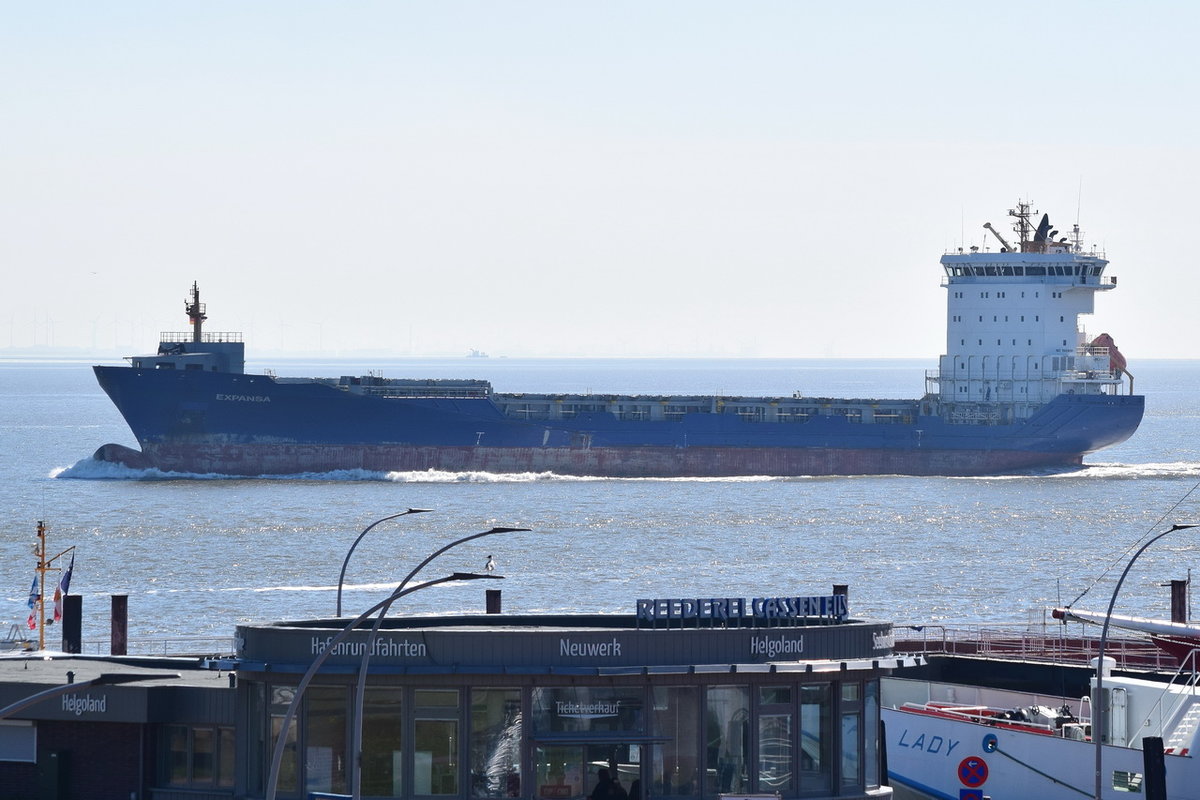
(864, 682, 879, 788)
(471, 689, 522, 798)
(0, 721, 36, 763)
(757, 687, 793, 794)
(415, 690, 461, 795)
(1112, 770, 1144, 792)
(269, 686, 299, 795)
(362, 688, 404, 797)
(707, 686, 750, 795)
(160, 724, 235, 789)
(306, 686, 349, 795)
(800, 684, 831, 793)
(652, 686, 700, 797)
(841, 684, 862, 790)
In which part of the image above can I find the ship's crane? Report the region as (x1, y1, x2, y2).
(982, 222, 1015, 252)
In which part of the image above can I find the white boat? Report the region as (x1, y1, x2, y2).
(882, 611, 1200, 799)
(1, 623, 33, 652)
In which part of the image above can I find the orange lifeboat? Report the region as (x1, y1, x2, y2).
(1090, 333, 1127, 374)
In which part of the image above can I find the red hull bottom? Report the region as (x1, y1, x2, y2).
(94, 443, 1085, 478)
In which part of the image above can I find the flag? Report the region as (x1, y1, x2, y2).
(26, 575, 38, 630)
(53, 554, 74, 622)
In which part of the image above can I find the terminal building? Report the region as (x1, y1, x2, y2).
(1, 590, 916, 800)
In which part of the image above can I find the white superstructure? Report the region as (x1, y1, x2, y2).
(929, 201, 1128, 421)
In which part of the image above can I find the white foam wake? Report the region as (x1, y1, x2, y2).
(56, 456, 1196, 483)
(53, 458, 790, 483)
(1067, 461, 1200, 480)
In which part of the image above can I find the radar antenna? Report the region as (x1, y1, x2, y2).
(185, 282, 207, 343)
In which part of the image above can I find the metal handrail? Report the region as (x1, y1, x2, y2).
(79, 636, 237, 657)
(894, 623, 1176, 672)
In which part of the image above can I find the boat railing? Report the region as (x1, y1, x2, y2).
(899, 701, 1063, 734)
(886, 677, 1091, 732)
(159, 331, 244, 344)
(76, 635, 237, 658)
(895, 623, 1177, 672)
(1134, 647, 1200, 748)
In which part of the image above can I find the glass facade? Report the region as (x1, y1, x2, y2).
(306, 686, 349, 794)
(362, 688, 404, 797)
(651, 687, 699, 799)
(757, 687, 792, 795)
(252, 677, 880, 800)
(471, 689, 522, 798)
(705, 686, 749, 796)
(799, 684, 832, 794)
(415, 690, 461, 795)
(161, 724, 235, 789)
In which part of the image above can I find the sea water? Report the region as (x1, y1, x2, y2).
(2, 356, 1199, 650)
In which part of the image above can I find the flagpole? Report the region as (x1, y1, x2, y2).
(37, 522, 47, 651)
(33, 521, 75, 652)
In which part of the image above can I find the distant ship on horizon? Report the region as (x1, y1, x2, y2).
(91, 201, 1143, 477)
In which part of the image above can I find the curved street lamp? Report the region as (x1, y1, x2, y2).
(265, 570, 502, 800)
(1093, 522, 1198, 800)
(337, 509, 432, 617)
(349, 526, 529, 799)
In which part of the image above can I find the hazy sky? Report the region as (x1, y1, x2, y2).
(4, 2, 1198, 360)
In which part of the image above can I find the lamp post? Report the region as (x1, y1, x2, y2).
(349, 526, 528, 799)
(264, 567, 509, 800)
(336, 509, 432, 617)
(1093, 523, 1198, 800)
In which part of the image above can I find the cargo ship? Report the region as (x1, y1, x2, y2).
(92, 202, 1143, 477)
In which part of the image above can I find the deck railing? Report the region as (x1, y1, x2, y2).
(78, 635, 237, 658)
(895, 623, 1177, 672)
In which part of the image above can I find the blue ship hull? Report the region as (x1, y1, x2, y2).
(92, 365, 1145, 477)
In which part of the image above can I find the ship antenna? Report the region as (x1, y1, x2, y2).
(1007, 200, 1034, 250)
(186, 281, 207, 344)
(1073, 177, 1084, 253)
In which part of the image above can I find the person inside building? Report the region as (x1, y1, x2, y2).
(589, 768, 626, 800)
